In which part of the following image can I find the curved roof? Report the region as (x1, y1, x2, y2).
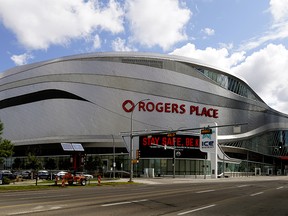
(0, 52, 244, 80)
(1, 52, 262, 101)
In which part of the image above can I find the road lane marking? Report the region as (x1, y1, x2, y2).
(19, 194, 70, 200)
(196, 189, 215, 193)
(132, 199, 148, 203)
(7, 206, 64, 215)
(101, 199, 148, 207)
(250, 192, 264, 196)
(277, 186, 284, 189)
(237, 185, 248, 188)
(177, 204, 216, 215)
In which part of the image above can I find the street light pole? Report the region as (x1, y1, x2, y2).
(168, 130, 182, 179)
(112, 134, 115, 179)
(173, 137, 176, 178)
(129, 98, 150, 182)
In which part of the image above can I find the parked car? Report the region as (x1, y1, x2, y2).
(37, 170, 50, 180)
(56, 171, 68, 179)
(76, 172, 93, 179)
(21, 170, 32, 179)
(12, 171, 23, 179)
(0, 170, 14, 179)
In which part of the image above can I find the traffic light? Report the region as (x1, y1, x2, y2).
(136, 149, 141, 160)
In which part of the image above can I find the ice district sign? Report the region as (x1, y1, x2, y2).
(199, 122, 218, 179)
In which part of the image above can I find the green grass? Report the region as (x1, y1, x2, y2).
(0, 185, 56, 191)
(0, 180, 137, 191)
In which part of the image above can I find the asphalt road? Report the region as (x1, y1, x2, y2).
(1, 178, 288, 215)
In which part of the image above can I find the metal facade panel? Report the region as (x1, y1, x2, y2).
(1, 53, 288, 154)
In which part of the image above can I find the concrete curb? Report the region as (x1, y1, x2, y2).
(2, 176, 288, 186)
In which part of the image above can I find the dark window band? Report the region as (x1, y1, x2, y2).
(0, 89, 88, 109)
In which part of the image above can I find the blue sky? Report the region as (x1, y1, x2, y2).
(1, 0, 288, 114)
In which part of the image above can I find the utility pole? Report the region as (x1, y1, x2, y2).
(112, 134, 115, 179)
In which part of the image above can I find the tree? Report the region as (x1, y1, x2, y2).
(26, 153, 42, 186)
(26, 153, 42, 171)
(0, 120, 14, 165)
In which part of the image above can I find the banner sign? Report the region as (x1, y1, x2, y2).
(199, 122, 218, 178)
(199, 123, 217, 154)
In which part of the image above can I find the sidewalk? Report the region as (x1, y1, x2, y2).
(3, 175, 288, 186)
(104, 175, 288, 185)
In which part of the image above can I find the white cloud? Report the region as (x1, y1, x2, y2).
(269, 0, 288, 23)
(170, 43, 245, 70)
(0, 0, 124, 50)
(93, 34, 101, 49)
(171, 42, 288, 114)
(219, 43, 233, 50)
(125, 0, 191, 50)
(11, 53, 34, 65)
(112, 37, 136, 51)
(240, 0, 288, 51)
(231, 43, 288, 113)
(201, 27, 215, 36)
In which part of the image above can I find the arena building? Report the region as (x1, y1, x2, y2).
(1, 52, 288, 177)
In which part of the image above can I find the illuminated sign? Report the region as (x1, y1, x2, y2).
(141, 135, 199, 148)
(201, 128, 212, 134)
(139, 134, 206, 159)
(122, 100, 219, 118)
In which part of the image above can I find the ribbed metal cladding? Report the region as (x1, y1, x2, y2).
(0, 52, 288, 159)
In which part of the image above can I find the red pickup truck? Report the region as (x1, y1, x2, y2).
(62, 172, 87, 186)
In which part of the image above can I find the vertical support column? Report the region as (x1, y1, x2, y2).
(200, 122, 218, 179)
(73, 153, 77, 171)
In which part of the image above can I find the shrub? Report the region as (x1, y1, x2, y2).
(2, 176, 11, 184)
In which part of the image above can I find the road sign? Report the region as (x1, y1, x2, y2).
(167, 133, 176, 137)
(201, 128, 212, 134)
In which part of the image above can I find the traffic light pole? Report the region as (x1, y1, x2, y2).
(173, 138, 176, 178)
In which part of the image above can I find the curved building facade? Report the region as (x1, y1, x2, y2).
(1, 52, 288, 176)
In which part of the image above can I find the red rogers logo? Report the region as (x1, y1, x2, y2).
(122, 100, 219, 118)
(122, 100, 135, 112)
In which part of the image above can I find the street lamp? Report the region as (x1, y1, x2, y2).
(167, 133, 176, 178)
(112, 134, 115, 179)
(129, 98, 150, 182)
(173, 138, 176, 178)
(170, 127, 185, 178)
